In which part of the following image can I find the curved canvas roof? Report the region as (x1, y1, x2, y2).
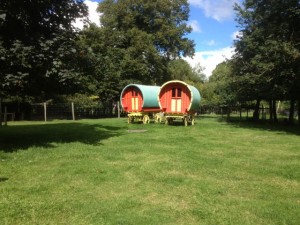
(120, 84, 160, 108)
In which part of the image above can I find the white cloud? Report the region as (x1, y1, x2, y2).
(74, 0, 101, 29)
(188, 0, 240, 22)
(184, 47, 235, 77)
(188, 20, 202, 33)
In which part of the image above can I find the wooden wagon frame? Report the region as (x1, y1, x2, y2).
(164, 113, 196, 126)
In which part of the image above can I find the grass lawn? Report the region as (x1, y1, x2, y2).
(0, 117, 299, 225)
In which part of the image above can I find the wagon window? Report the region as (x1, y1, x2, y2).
(177, 88, 182, 97)
(172, 88, 181, 98)
(172, 88, 176, 97)
(132, 89, 138, 96)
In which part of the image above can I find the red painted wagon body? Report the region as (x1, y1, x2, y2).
(158, 80, 201, 125)
(120, 84, 160, 123)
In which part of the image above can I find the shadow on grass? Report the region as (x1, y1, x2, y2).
(0, 122, 123, 153)
(220, 117, 300, 136)
(0, 177, 9, 182)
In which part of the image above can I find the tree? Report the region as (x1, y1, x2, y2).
(77, 24, 127, 104)
(232, 0, 300, 123)
(168, 59, 200, 82)
(203, 61, 235, 107)
(0, 0, 88, 101)
(192, 63, 207, 84)
(97, 0, 195, 89)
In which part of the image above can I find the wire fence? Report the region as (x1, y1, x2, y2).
(0, 102, 124, 122)
(0, 102, 297, 123)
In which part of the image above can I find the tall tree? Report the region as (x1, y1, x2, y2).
(97, 0, 195, 88)
(203, 61, 235, 107)
(168, 59, 201, 82)
(0, 0, 88, 101)
(232, 0, 300, 122)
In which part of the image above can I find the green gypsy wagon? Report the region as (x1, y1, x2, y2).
(120, 84, 161, 124)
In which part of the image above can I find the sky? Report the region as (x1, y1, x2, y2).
(76, 0, 242, 78)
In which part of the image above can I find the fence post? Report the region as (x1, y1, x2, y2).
(4, 106, 7, 126)
(44, 102, 47, 122)
(0, 98, 2, 126)
(71, 102, 75, 121)
(117, 101, 120, 119)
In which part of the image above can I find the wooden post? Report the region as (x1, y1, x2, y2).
(4, 106, 7, 126)
(44, 102, 47, 122)
(71, 102, 75, 121)
(0, 98, 2, 126)
(117, 101, 120, 119)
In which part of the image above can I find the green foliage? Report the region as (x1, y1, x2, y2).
(98, 0, 194, 58)
(169, 59, 197, 82)
(93, 0, 195, 97)
(202, 61, 235, 106)
(53, 93, 100, 108)
(232, 0, 300, 102)
(0, 0, 88, 100)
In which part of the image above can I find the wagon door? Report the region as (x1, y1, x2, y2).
(171, 88, 182, 113)
(130, 88, 143, 112)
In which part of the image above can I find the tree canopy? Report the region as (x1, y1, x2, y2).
(73, 0, 197, 103)
(0, 0, 196, 103)
(0, 0, 88, 101)
(96, 0, 195, 86)
(231, 0, 300, 122)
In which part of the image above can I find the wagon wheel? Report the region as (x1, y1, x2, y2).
(154, 114, 160, 123)
(165, 118, 169, 125)
(143, 115, 150, 124)
(183, 117, 188, 126)
(128, 116, 134, 124)
(191, 118, 195, 126)
(157, 117, 161, 123)
(169, 118, 174, 125)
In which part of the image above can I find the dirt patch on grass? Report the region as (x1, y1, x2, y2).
(127, 130, 147, 133)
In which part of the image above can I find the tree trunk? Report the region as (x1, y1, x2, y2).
(269, 100, 273, 121)
(253, 99, 260, 121)
(272, 100, 278, 123)
(297, 99, 300, 126)
(289, 99, 295, 124)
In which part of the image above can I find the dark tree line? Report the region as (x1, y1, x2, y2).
(0, 0, 89, 101)
(1, 0, 200, 109)
(232, 0, 300, 123)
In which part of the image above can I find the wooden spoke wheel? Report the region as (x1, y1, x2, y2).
(128, 117, 134, 124)
(183, 117, 188, 126)
(143, 115, 150, 124)
(155, 114, 161, 123)
(191, 118, 195, 126)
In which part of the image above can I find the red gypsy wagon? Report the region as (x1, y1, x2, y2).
(158, 80, 201, 126)
(120, 84, 161, 124)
